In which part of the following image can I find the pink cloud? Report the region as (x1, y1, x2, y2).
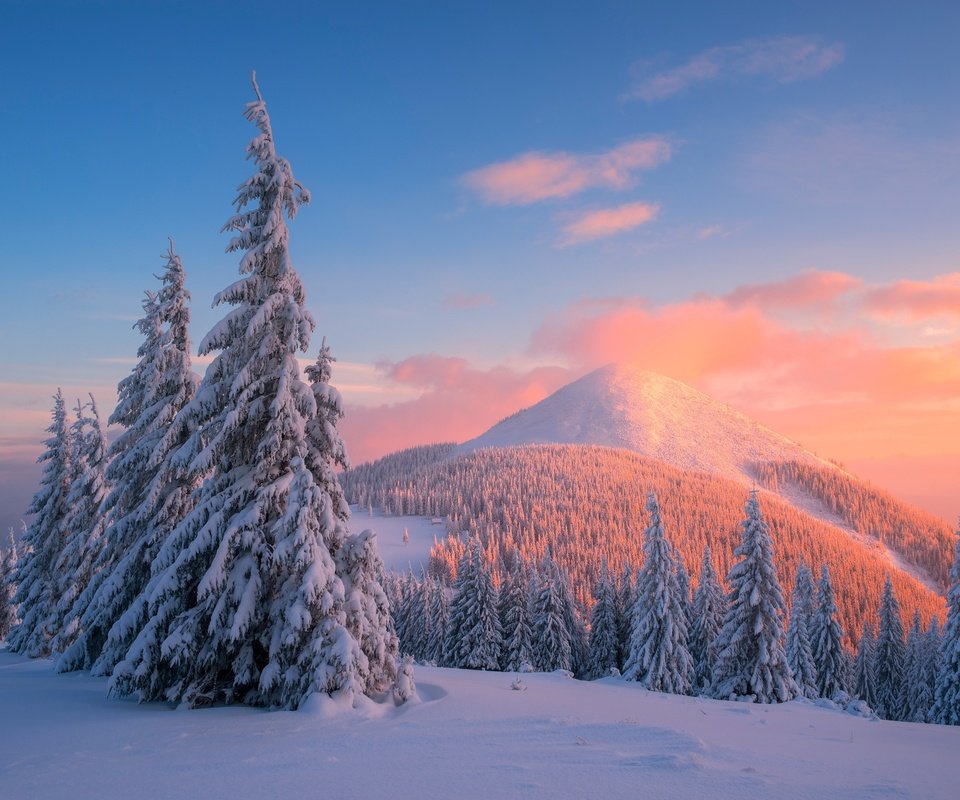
(724, 269, 863, 310)
(560, 201, 660, 245)
(863, 273, 960, 322)
(443, 292, 494, 310)
(629, 36, 844, 102)
(340, 359, 573, 465)
(462, 138, 671, 205)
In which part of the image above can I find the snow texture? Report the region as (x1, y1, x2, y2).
(2, 647, 959, 800)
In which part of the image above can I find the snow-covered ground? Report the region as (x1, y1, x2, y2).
(1, 648, 957, 800)
(348, 504, 443, 575)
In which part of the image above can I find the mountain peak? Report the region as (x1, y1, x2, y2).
(460, 363, 836, 485)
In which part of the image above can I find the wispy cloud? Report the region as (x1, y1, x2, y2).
(628, 36, 844, 102)
(696, 225, 726, 240)
(559, 201, 660, 245)
(462, 138, 671, 205)
(443, 292, 494, 310)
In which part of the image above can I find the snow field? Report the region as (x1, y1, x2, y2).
(348, 505, 440, 575)
(1, 648, 957, 800)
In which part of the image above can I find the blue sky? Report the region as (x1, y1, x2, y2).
(2, 1, 960, 531)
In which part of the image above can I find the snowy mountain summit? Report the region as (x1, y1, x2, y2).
(461, 364, 835, 485)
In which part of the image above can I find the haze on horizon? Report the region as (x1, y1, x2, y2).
(1, 1, 958, 534)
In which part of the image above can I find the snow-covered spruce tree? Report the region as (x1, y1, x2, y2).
(306, 339, 398, 686)
(853, 620, 878, 709)
(338, 529, 398, 691)
(531, 557, 574, 672)
(0, 529, 19, 640)
(400, 571, 427, 658)
(675, 554, 693, 633)
(617, 564, 635, 670)
(711, 491, 798, 703)
(810, 564, 845, 700)
(873, 576, 906, 720)
(587, 559, 620, 678)
(115, 75, 381, 709)
(424, 577, 450, 665)
(932, 525, 960, 725)
(555, 561, 588, 675)
(49, 396, 109, 655)
(499, 553, 534, 672)
(690, 546, 724, 693)
(785, 562, 818, 699)
(623, 494, 692, 694)
(58, 242, 198, 675)
(903, 610, 930, 722)
(921, 618, 942, 722)
(443, 537, 502, 670)
(7, 390, 72, 657)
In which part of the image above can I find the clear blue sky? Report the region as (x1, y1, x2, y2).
(2, 1, 959, 531)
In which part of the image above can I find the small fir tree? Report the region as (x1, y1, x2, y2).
(874, 576, 906, 721)
(690, 546, 725, 693)
(587, 559, 620, 679)
(49, 396, 109, 655)
(8, 391, 72, 657)
(531, 557, 574, 672)
(931, 525, 960, 725)
(903, 610, 929, 722)
(0, 529, 19, 640)
(623, 494, 693, 694)
(852, 620, 878, 709)
(810, 564, 845, 700)
(711, 491, 798, 703)
(443, 537, 502, 670)
(616, 564, 635, 670)
(499, 554, 534, 672)
(424, 578, 450, 665)
(785, 562, 818, 699)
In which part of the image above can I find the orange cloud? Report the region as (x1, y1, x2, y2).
(559, 202, 660, 245)
(462, 138, 671, 205)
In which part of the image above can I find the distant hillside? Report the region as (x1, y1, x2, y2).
(343, 444, 948, 646)
(343, 365, 952, 642)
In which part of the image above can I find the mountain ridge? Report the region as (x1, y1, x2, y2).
(459, 364, 842, 487)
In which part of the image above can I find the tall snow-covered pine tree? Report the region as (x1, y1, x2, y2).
(8, 391, 72, 657)
(711, 491, 798, 703)
(874, 576, 906, 721)
(785, 562, 818, 699)
(58, 242, 198, 675)
(810, 564, 844, 700)
(623, 493, 692, 694)
(690, 546, 724, 693)
(113, 74, 381, 709)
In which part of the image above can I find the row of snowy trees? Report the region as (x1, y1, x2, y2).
(386, 491, 960, 724)
(0, 74, 401, 710)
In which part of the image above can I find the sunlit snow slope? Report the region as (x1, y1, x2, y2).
(461, 363, 834, 485)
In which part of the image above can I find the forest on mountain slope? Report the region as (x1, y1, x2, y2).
(343, 443, 948, 644)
